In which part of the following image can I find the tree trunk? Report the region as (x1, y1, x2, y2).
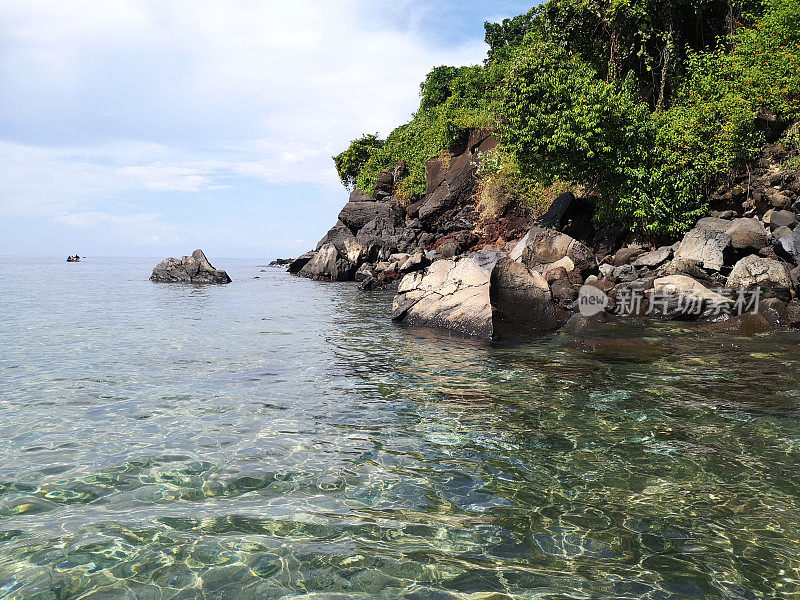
(606, 19, 622, 83)
(657, 19, 674, 109)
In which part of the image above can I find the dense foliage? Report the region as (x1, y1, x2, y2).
(333, 0, 800, 235)
(332, 134, 384, 191)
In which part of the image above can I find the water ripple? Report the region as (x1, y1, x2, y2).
(1, 257, 799, 598)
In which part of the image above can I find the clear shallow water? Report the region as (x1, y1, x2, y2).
(2, 256, 800, 599)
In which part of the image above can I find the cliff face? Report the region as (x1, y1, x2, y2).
(289, 130, 533, 287)
(289, 127, 800, 340)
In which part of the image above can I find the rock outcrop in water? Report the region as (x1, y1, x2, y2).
(391, 251, 564, 339)
(151, 250, 231, 284)
(290, 131, 800, 338)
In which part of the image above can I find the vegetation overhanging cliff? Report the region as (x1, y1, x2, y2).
(333, 0, 800, 237)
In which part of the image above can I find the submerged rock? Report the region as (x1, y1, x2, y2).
(150, 250, 231, 284)
(704, 313, 774, 335)
(572, 337, 670, 361)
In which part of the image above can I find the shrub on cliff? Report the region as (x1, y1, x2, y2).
(333, 134, 384, 192)
(333, 0, 800, 236)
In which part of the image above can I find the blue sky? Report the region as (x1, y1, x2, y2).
(0, 0, 535, 258)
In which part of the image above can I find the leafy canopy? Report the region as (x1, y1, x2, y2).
(333, 0, 800, 236)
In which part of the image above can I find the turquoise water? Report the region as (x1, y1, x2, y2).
(1, 256, 800, 599)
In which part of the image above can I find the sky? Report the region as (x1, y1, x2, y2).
(0, 0, 535, 258)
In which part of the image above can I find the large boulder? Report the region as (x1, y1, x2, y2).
(490, 258, 564, 336)
(673, 228, 732, 271)
(654, 275, 731, 304)
(769, 210, 797, 231)
(315, 221, 355, 252)
(338, 201, 396, 233)
(287, 251, 315, 274)
(510, 226, 597, 276)
(695, 217, 733, 233)
(726, 255, 793, 301)
(418, 183, 454, 221)
(696, 217, 768, 252)
(726, 218, 769, 251)
(374, 171, 394, 200)
(298, 243, 356, 281)
(392, 252, 500, 338)
(392, 251, 562, 339)
(151, 250, 231, 284)
(348, 189, 376, 203)
(774, 228, 800, 265)
(633, 246, 672, 269)
(537, 192, 578, 231)
(651, 275, 732, 319)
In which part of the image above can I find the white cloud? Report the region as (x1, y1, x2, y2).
(119, 165, 212, 192)
(0, 0, 491, 254)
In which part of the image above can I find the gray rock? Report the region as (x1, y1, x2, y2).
(705, 313, 774, 335)
(651, 275, 732, 319)
(673, 228, 732, 271)
(268, 258, 292, 267)
(774, 226, 793, 240)
(392, 252, 562, 339)
(539, 256, 577, 278)
(770, 210, 797, 231)
(612, 246, 644, 266)
(348, 189, 376, 203)
(490, 258, 565, 336)
(418, 183, 453, 221)
(694, 217, 767, 251)
(392, 252, 500, 338)
(695, 217, 732, 233)
(611, 264, 638, 283)
(774, 228, 800, 265)
(549, 276, 578, 305)
(632, 246, 672, 268)
(787, 300, 800, 327)
(510, 226, 597, 275)
(768, 190, 792, 209)
(338, 201, 395, 233)
(150, 250, 231, 284)
(315, 221, 355, 252)
(759, 297, 788, 327)
(562, 311, 614, 335)
(726, 255, 793, 301)
(389, 253, 411, 264)
(354, 263, 376, 283)
(599, 264, 614, 279)
(726, 218, 769, 251)
(399, 252, 429, 274)
(287, 251, 315, 274)
(298, 243, 356, 281)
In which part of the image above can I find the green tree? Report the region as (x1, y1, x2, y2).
(333, 134, 384, 191)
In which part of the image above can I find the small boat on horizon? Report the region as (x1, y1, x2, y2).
(66, 255, 81, 262)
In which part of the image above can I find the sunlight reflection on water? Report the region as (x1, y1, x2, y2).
(1, 256, 800, 598)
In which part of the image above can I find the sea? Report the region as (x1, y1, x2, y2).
(1, 255, 800, 599)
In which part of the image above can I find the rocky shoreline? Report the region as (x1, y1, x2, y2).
(285, 130, 800, 339)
